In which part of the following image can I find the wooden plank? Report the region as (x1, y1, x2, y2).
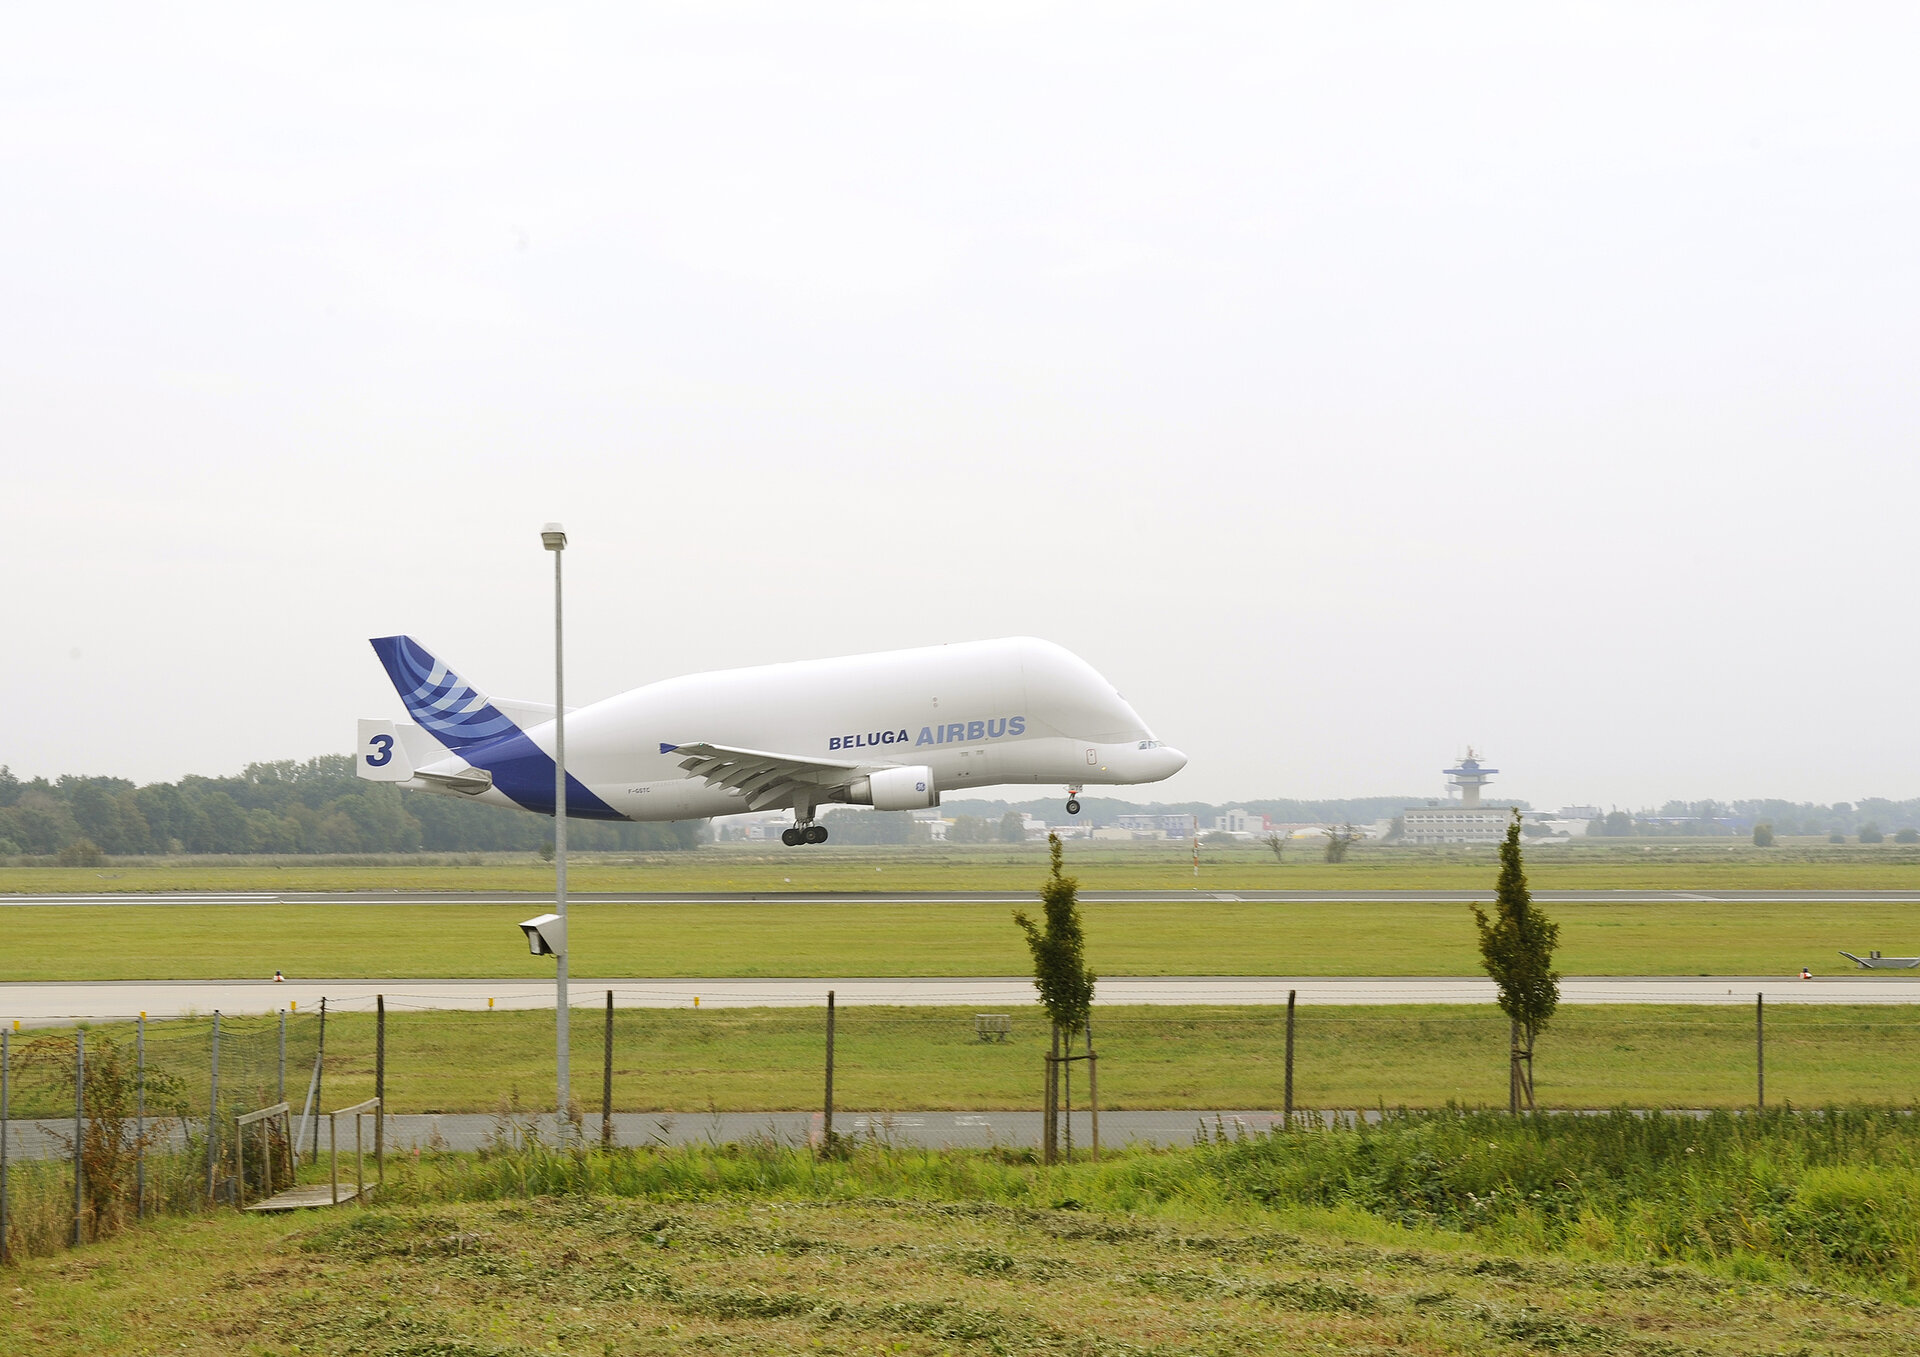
(243, 1183, 376, 1213)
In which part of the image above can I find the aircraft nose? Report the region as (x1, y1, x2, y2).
(1156, 745, 1188, 778)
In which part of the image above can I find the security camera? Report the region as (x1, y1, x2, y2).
(519, 913, 565, 957)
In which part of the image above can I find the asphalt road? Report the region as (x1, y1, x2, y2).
(8, 889, 1920, 906)
(5, 974, 1917, 1025)
(0, 1109, 1319, 1160)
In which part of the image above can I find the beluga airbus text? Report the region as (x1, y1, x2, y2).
(357, 637, 1186, 845)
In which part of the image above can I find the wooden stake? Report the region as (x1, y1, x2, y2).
(1064, 1027, 1073, 1162)
(1044, 1024, 1060, 1164)
(1509, 1016, 1520, 1115)
(1756, 991, 1765, 1112)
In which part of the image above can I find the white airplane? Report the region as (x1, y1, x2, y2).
(356, 635, 1186, 845)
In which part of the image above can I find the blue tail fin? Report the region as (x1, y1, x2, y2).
(369, 636, 521, 750)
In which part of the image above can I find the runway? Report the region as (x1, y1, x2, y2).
(6, 974, 1918, 1024)
(7, 889, 1920, 906)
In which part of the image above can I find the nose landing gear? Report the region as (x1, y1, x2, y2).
(1065, 788, 1082, 816)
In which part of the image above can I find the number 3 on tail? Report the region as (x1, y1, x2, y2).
(366, 733, 395, 767)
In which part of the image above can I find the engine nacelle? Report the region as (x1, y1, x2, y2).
(847, 765, 939, 811)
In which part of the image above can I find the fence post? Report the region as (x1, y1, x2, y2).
(2, 1028, 10, 1265)
(1284, 989, 1296, 1127)
(823, 990, 836, 1148)
(601, 991, 614, 1148)
(208, 1011, 220, 1205)
(278, 1008, 287, 1106)
(1756, 992, 1765, 1112)
(310, 999, 326, 1161)
(73, 1030, 85, 1246)
(135, 1015, 145, 1219)
(1085, 1020, 1098, 1161)
(375, 995, 385, 1166)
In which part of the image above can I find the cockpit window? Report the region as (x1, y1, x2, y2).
(1138, 740, 1161, 750)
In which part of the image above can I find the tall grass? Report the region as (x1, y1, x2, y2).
(1, 1030, 220, 1262)
(377, 1106, 1920, 1296)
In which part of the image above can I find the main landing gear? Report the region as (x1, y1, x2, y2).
(1065, 789, 1082, 816)
(782, 823, 829, 846)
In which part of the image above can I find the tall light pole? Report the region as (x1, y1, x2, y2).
(541, 521, 570, 1118)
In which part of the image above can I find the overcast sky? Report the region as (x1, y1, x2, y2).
(4, 5, 1917, 810)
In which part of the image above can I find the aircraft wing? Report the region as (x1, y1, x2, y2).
(665, 742, 872, 812)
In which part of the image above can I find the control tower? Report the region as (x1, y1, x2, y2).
(1443, 748, 1499, 807)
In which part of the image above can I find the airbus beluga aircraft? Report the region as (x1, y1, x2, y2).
(357, 636, 1186, 845)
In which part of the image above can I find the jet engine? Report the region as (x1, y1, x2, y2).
(846, 765, 939, 811)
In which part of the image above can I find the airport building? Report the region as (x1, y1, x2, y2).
(1401, 806, 1515, 844)
(1401, 749, 1519, 845)
(1212, 808, 1268, 836)
(1114, 812, 1199, 838)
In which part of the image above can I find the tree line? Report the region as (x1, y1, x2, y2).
(0, 758, 701, 860)
(1587, 798, 1920, 839)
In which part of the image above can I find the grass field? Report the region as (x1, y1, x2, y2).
(5, 1193, 1908, 1356)
(8, 836, 1920, 894)
(12, 1112, 1920, 1354)
(4, 891, 1916, 981)
(15, 1003, 1920, 1116)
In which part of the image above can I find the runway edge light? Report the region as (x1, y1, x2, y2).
(520, 913, 565, 957)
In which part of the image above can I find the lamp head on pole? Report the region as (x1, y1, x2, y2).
(541, 522, 568, 552)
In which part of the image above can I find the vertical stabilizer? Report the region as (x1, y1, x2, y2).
(369, 636, 520, 750)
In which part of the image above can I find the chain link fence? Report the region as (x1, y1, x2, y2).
(8, 993, 1920, 1263)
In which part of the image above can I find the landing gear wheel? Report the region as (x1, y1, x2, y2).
(781, 827, 802, 847)
(806, 824, 829, 844)
(1065, 798, 1081, 815)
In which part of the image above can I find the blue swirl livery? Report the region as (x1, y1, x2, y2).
(369, 635, 519, 750)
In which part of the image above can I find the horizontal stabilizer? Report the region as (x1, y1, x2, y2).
(413, 767, 494, 795)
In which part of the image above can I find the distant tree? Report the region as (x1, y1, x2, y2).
(1829, 830, 1847, 844)
(1859, 822, 1884, 844)
(1013, 835, 1096, 1161)
(58, 837, 104, 868)
(4, 790, 77, 855)
(1601, 810, 1634, 837)
(1752, 823, 1775, 847)
(1896, 827, 1920, 845)
(947, 814, 989, 845)
(1470, 812, 1560, 1112)
(1322, 823, 1363, 863)
(1263, 832, 1286, 863)
(998, 810, 1027, 845)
